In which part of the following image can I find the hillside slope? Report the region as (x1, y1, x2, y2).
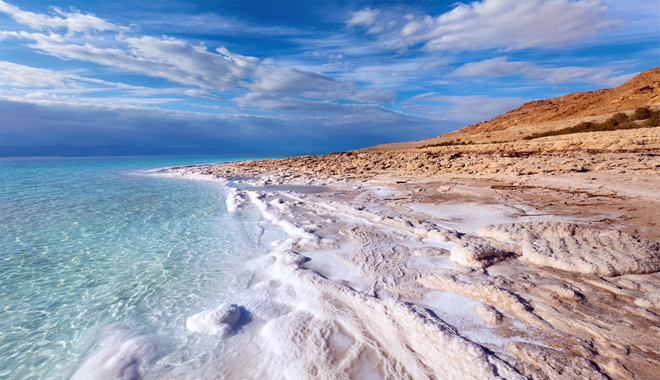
(366, 66, 660, 151)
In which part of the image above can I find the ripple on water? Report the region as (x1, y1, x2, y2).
(0, 157, 265, 379)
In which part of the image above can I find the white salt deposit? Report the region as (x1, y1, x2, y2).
(225, 189, 245, 212)
(252, 249, 512, 379)
(450, 242, 510, 269)
(170, 166, 660, 379)
(475, 303, 504, 325)
(186, 303, 241, 338)
(149, 169, 230, 185)
(247, 191, 320, 248)
(206, 185, 521, 378)
(478, 222, 660, 276)
(408, 202, 518, 234)
(71, 324, 155, 380)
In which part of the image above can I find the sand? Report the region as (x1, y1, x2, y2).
(165, 128, 660, 379)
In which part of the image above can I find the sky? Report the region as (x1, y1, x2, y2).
(0, 0, 658, 156)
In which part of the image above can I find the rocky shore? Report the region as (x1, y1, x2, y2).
(173, 124, 660, 379)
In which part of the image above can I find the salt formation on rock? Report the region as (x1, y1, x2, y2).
(186, 303, 241, 338)
(229, 186, 524, 379)
(450, 241, 511, 269)
(256, 249, 521, 380)
(478, 222, 660, 276)
(474, 303, 503, 325)
(225, 189, 245, 212)
(505, 341, 608, 380)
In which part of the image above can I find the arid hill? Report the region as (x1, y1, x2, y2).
(366, 66, 660, 151)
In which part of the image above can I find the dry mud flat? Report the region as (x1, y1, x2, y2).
(181, 129, 660, 379)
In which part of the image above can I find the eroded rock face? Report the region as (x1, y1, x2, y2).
(477, 222, 660, 276)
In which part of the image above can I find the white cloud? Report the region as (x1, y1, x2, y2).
(303, 51, 343, 60)
(246, 65, 395, 103)
(0, 0, 125, 33)
(234, 93, 350, 114)
(182, 90, 222, 100)
(11, 32, 259, 89)
(586, 71, 636, 87)
(0, 60, 77, 87)
(454, 57, 634, 85)
(0, 61, 223, 102)
(231, 92, 433, 134)
(346, 8, 380, 27)
(402, 92, 527, 123)
(340, 61, 433, 90)
(419, 58, 452, 70)
(346, 7, 399, 35)
(454, 57, 599, 83)
(1, 2, 393, 106)
(388, 0, 617, 52)
(137, 12, 302, 37)
(233, 93, 403, 117)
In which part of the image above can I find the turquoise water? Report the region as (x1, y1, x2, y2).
(0, 156, 266, 379)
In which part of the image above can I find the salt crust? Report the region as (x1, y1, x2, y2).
(186, 303, 241, 338)
(165, 167, 660, 378)
(418, 274, 546, 329)
(243, 189, 523, 379)
(477, 222, 660, 276)
(262, 250, 516, 379)
(475, 303, 504, 325)
(450, 242, 510, 269)
(225, 189, 245, 212)
(506, 341, 607, 380)
(176, 131, 660, 379)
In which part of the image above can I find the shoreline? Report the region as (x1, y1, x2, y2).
(172, 131, 660, 379)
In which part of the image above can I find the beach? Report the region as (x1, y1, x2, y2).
(3, 0, 659, 377)
(171, 126, 660, 379)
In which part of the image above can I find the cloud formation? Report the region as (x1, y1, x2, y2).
(402, 93, 527, 123)
(350, 0, 617, 52)
(246, 65, 395, 103)
(454, 57, 635, 85)
(0, 61, 223, 102)
(0, 0, 125, 33)
(346, 8, 379, 27)
(8, 32, 260, 89)
(454, 57, 598, 83)
(0, 0, 653, 156)
(1, 2, 391, 106)
(0, 60, 79, 87)
(234, 92, 399, 116)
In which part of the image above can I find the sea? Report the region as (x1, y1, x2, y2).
(0, 156, 270, 379)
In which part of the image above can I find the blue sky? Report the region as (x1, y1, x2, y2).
(0, 0, 658, 155)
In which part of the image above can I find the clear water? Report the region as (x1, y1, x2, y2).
(0, 156, 266, 379)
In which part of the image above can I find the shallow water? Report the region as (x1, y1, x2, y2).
(0, 156, 266, 379)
